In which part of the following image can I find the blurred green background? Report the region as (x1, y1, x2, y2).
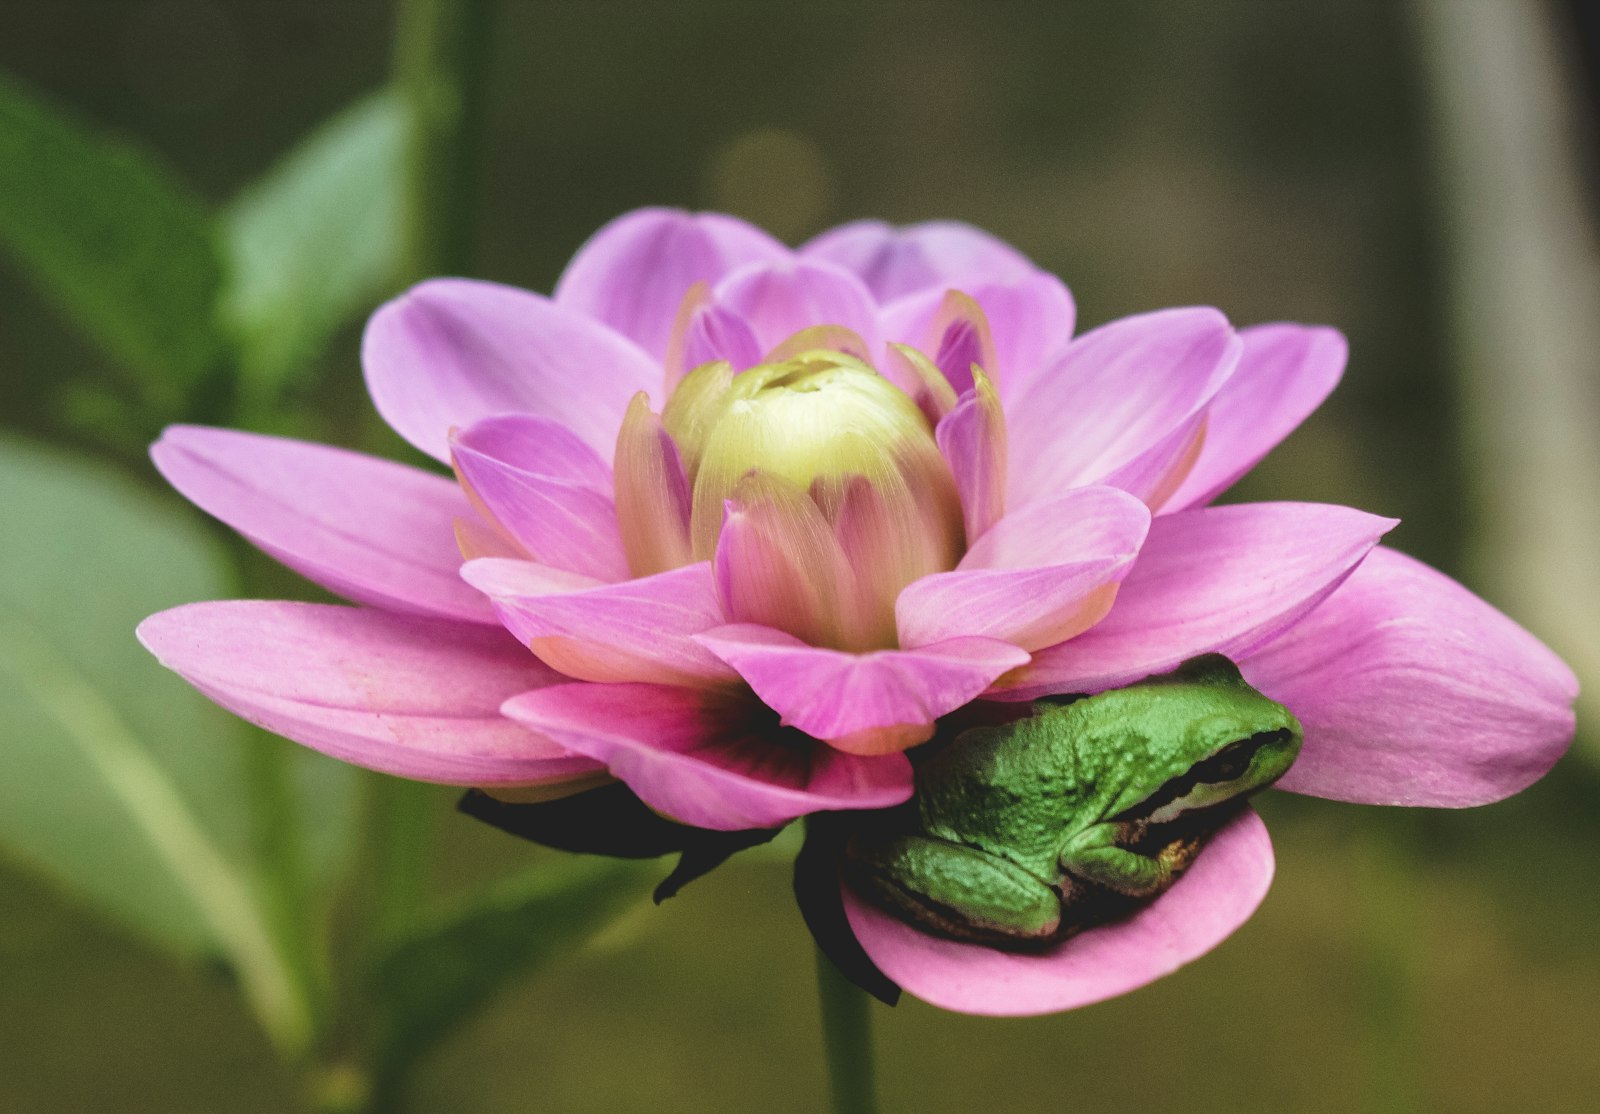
(1, 1, 1597, 1111)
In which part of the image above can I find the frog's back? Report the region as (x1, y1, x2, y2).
(916, 705, 1099, 875)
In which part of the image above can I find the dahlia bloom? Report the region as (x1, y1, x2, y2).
(138, 208, 1576, 1015)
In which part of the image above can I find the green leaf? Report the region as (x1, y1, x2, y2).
(0, 437, 310, 1053)
(370, 857, 653, 1081)
(219, 91, 406, 406)
(0, 73, 225, 395)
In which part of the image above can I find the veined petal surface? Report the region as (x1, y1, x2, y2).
(553, 208, 788, 359)
(463, 559, 737, 686)
(501, 682, 913, 831)
(710, 259, 883, 359)
(363, 278, 658, 461)
(451, 427, 629, 582)
(897, 487, 1150, 651)
(695, 625, 1029, 755)
(1006, 307, 1240, 507)
(152, 425, 494, 624)
(879, 272, 1076, 400)
(1165, 323, 1347, 512)
(1243, 547, 1577, 807)
(450, 414, 614, 493)
(997, 502, 1395, 699)
(137, 602, 595, 786)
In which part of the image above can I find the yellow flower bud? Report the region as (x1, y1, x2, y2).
(661, 350, 965, 650)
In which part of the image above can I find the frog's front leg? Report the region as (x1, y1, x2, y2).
(845, 833, 1063, 944)
(1058, 823, 1179, 897)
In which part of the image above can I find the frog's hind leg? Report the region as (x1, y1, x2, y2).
(845, 834, 1062, 945)
(1059, 822, 1181, 898)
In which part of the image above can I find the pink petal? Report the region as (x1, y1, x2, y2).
(997, 502, 1396, 700)
(882, 343, 959, 426)
(1164, 324, 1348, 513)
(501, 682, 914, 830)
(363, 278, 657, 462)
(1242, 547, 1577, 807)
(879, 272, 1076, 400)
(462, 558, 738, 686)
(694, 625, 1030, 755)
(449, 414, 613, 493)
(713, 472, 859, 650)
(151, 425, 494, 624)
(842, 807, 1274, 1016)
(710, 259, 883, 360)
(612, 394, 695, 578)
(1006, 307, 1241, 508)
(802, 219, 1036, 303)
(923, 290, 1000, 397)
(1095, 408, 1210, 511)
(450, 429, 629, 582)
(935, 368, 1008, 544)
(897, 487, 1150, 651)
(553, 208, 789, 360)
(677, 299, 765, 375)
(137, 601, 598, 786)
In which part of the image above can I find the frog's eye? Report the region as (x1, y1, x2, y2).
(1192, 730, 1291, 785)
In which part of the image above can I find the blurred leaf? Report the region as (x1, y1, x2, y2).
(0, 73, 225, 397)
(370, 857, 653, 1082)
(219, 90, 406, 407)
(0, 437, 310, 1053)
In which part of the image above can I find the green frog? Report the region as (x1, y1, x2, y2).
(844, 654, 1302, 947)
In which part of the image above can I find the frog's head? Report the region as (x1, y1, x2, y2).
(1114, 654, 1303, 825)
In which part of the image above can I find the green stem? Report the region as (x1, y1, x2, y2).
(815, 946, 880, 1114)
(392, 0, 497, 280)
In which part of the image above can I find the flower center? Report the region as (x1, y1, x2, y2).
(652, 349, 965, 650)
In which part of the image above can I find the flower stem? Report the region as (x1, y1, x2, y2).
(392, 0, 497, 280)
(815, 945, 880, 1114)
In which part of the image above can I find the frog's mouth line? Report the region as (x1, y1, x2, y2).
(1113, 727, 1297, 824)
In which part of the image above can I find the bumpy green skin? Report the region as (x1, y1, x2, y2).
(845, 654, 1302, 946)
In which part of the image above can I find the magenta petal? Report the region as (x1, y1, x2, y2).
(501, 682, 914, 830)
(879, 272, 1076, 398)
(843, 807, 1274, 1016)
(152, 425, 494, 624)
(998, 502, 1396, 700)
(553, 208, 788, 359)
(1006, 308, 1241, 507)
(1242, 547, 1577, 807)
(1165, 324, 1348, 513)
(462, 559, 738, 686)
(137, 601, 598, 786)
(897, 487, 1150, 651)
(710, 259, 883, 358)
(681, 301, 764, 373)
(802, 219, 1036, 303)
(935, 370, 1007, 545)
(695, 625, 1030, 755)
(1095, 408, 1210, 511)
(450, 414, 613, 492)
(450, 429, 629, 582)
(363, 278, 657, 461)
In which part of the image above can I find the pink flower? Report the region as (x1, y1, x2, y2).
(138, 208, 1577, 1015)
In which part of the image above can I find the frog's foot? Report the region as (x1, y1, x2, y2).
(844, 833, 1063, 946)
(1058, 823, 1179, 898)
